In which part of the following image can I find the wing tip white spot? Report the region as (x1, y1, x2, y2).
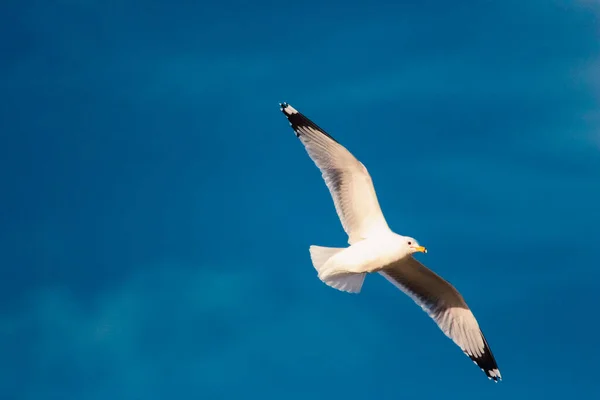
(489, 368, 502, 380)
(279, 102, 298, 115)
(486, 368, 502, 382)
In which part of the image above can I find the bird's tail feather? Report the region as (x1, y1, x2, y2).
(309, 245, 366, 294)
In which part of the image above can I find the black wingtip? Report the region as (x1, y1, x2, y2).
(470, 333, 502, 382)
(277, 103, 340, 143)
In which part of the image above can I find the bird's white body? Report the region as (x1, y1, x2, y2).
(279, 102, 502, 382)
(309, 232, 412, 295)
(319, 233, 407, 276)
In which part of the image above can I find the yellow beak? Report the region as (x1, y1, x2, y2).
(414, 246, 427, 253)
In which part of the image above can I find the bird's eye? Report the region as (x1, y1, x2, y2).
(407, 241, 412, 245)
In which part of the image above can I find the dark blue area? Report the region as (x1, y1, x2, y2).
(1, 1, 599, 398)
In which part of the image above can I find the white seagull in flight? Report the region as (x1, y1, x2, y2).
(279, 102, 501, 382)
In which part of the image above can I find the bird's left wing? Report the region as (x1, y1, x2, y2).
(379, 256, 502, 381)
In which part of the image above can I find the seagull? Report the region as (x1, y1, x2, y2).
(279, 102, 501, 382)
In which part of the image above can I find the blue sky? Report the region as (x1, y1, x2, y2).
(1, 0, 599, 399)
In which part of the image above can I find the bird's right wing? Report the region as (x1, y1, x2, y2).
(279, 102, 390, 244)
(379, 256, 501, 381)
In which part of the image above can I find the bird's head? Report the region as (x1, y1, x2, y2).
(403, 236, 427, 255)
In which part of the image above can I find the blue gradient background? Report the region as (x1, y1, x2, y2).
(1, 1, 600, 399)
